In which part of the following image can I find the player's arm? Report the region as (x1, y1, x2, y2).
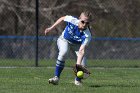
(74, 44, 91, 75)
(45, 16, 66, 35)
(73, 38, 91, 76)
(77, 30, 92, 65)
(76, 44, 86, 65)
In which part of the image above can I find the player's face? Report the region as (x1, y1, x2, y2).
(78, 14, 90, 30)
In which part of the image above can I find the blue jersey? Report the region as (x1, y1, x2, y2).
(61, 15, 92, 46)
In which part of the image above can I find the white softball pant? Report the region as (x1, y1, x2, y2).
(57, 36, 87, 66)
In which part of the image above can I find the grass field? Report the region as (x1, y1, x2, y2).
(1, 59, 140, 68)
(0, 59, 140, 93)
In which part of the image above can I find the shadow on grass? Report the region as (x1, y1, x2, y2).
(89, 84, 139, 88)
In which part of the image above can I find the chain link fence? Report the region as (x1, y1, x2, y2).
(0, 0, 140, 67)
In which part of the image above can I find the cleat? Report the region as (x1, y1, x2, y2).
(75, 79, 82, 86)
(48, 76, 59, 85)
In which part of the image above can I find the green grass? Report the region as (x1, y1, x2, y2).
(0, 67, 140, 93)
(1, 59, 140, 68)
(0, 59, 140, 93)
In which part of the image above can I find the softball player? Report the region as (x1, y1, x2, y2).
(45, 11, 92, 86)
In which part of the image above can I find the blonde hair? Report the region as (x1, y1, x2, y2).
(81, 10, 92, 20)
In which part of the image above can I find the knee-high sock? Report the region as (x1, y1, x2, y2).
(55, 60, 65, 78)
(75, 77, 81, 81)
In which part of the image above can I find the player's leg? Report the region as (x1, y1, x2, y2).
(55, 37, 69, 78)
(81, 57, 87, 66)
(49, 37, 69, 85)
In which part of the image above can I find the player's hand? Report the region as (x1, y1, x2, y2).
(73, 64, 91, 75)
(44, 27, 53, 35)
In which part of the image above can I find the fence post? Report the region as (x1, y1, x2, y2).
(35, 0, 39, 67)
